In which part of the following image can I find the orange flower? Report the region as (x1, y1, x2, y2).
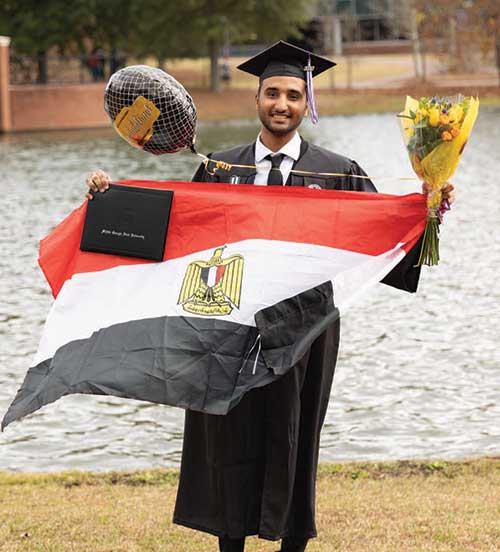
(450, 127, 459, 138)
(439, 114, 450, 125)
(441, 131, 453, 141)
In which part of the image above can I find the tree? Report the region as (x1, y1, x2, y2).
(0, 0, 91, 83)
(127, 0, 205, 68)
(414, 0, 500, 82)
(130, 0, 316, 92)
(0, 0, 316, 89)
(466, 0, 500, 83)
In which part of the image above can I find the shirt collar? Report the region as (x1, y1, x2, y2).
(255, 132, 301, 163)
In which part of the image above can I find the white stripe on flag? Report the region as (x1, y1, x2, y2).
(33, 238, 406, 365)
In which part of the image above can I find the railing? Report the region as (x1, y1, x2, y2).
(9, 53, 126, 85)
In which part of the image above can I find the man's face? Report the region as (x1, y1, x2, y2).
(256, 76, 309, 136)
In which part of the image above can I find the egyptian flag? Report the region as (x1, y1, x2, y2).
(2, 180, 426, 430)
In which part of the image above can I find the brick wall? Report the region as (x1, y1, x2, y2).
(1, 36, 110, 133)
(9, 83, 109, 131)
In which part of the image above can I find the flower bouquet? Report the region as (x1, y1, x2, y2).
(399, 95, 479, 266)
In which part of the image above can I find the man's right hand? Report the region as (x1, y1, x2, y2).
(85, 169, 112, 200)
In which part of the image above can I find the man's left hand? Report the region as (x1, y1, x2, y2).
(422, 182, 455, 206)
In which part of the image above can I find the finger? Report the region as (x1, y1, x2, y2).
(421, 182, 432, 194)
(97, 180, 109, 192)
(86, 177, 98, 192)
(92, 177, 107, 192)
(440, 186, 455, 204)
(95, 170, 111, 192)
(445, 191, 456, 205)
(85, 191, 93, 200)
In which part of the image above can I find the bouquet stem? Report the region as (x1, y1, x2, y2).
(417, 210, 440, 266)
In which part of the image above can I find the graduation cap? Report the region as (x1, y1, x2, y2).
(237, 41, 336, 124)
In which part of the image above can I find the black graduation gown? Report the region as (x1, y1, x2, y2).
(173, 139, 421, 541)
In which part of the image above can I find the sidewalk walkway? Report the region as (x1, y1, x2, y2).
(322, 54, 499, 90)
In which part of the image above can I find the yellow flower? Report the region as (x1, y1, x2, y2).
(414, 109, 428, 123)
(428, 108, 440, 126)
(448, 105, 464, 124)
(441, 131, 453, 141)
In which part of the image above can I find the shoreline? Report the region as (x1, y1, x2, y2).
(1, 456, 499, 484)
(2, 87, 499, 136)
(5, 51, 500, 132)
(191, 85, 500, 122)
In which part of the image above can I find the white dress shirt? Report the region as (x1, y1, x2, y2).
(254, 132, 301, 186)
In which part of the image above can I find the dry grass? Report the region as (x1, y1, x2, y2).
(138, 54, 500, 123)
(163, 54, 418, 90)
(1, 458, 499, 551)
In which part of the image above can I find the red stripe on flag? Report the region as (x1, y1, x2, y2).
(39, 180, 427, 297)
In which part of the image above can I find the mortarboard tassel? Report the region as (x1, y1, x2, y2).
(305, 55, 319, 124)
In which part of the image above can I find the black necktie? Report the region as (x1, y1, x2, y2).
(266, 154, 285, 186)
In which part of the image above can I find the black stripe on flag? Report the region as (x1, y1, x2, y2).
(2, 282, 337, 429)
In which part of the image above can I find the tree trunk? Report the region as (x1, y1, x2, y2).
(209, 38, 220, 93)
(496, 32, 500, 86)
(421, 42, 427, 82)
(37, 51, 48, 84)
(410, 6, 422, 79)
(346, 55, 353, 89)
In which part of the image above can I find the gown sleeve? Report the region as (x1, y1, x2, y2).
(346, 160, 377, 192)
(192, 153, 215, 183)
(192, 162, 207, 182)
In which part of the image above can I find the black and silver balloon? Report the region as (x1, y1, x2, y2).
(104, 65, 197, 155)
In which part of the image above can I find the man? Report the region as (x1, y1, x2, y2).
(87, 42, 454, 552)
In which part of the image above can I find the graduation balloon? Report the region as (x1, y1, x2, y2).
(104, 65, 197, 155)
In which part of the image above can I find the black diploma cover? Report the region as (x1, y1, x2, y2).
(80, 183, 173, 261)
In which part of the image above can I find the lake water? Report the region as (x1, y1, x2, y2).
(1, 108, 499, 472)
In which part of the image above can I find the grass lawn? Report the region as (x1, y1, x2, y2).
(163, 54, 420, 90)
(1, 458, 499, 551)
(137, 53, 500, 123)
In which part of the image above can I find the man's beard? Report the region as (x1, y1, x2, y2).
(258, 109, 304, 136)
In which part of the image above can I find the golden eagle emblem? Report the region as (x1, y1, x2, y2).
(178, 247, 244, 316)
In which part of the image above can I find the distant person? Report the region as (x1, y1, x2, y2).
(88, 47, 105, 82)
(86, 41, 454, 552)
(220, 59, 231, 86)
(109, 48, 126, 75)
